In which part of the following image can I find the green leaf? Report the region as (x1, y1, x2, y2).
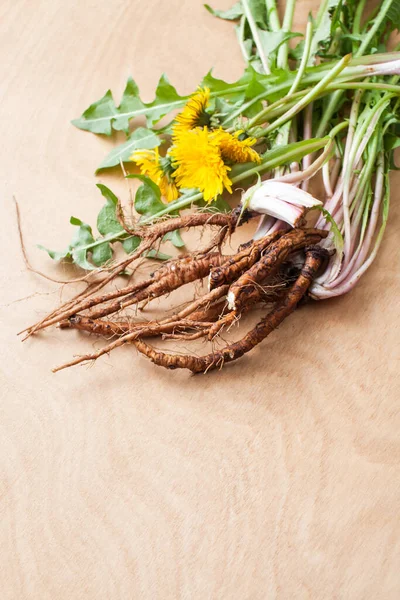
(113, 77, 146, 133)
(91, 241, 113, 266)
(201, 65, 268, 102)
(384, 132, 400, 152)
(315, 206, 344, 254)
(127, 174, 166, 217)
(96, 128, 161, 172)
(213, 96, 242, 120)
(72, 76, 187, 135)
(201, 70, 240, 94)
(39, 186, 126, 269)
(73, 66, 280, 136)
(69, 217, 97, 270)
(145, 74, 186, 127)
(204, 2, 243, 20)
(242, 98, 264, 118)
(39, 182, 164, 269)
(69, 217, 94, 241)
(387, 0, 400, 27)
(247, 0, 267, 28)
(36, 245, 70, 262)
(38, 217, 101, 266)
(96, 184, 122, 235)
(164, 229, 185, 248)
(257, 30, 302, 61)
(308, 0, 341, 65)
(145, 249, 172, 261)
(71, 90, 118, 136)
(242, 64, 273, 98)
(122, 236, 141, 254)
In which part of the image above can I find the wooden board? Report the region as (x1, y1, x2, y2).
(1, 0, 399, 597)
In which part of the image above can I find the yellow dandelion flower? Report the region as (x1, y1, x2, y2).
(173, 88, 211, 135)
(130, 147, 179, 203)
(170, 127, 232, 202)
(131, 148, 160, 182)
(214, 129, 261, 164)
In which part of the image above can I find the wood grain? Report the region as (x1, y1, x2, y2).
(1, 0, 399, 598)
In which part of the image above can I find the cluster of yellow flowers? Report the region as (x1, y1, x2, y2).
(130, 89, 261, 203)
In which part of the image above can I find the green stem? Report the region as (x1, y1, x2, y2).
(315, 0, 331, 29)
(221, 52, 400, 126)
(237, 16, 251, 63)
(288, 19, 313, 96)
(313, 50, 397, 138)
(277, 0, 296, 68)
(249, 89, 305, 130)
(356, 0, 395, 57)
(315, 75, 400, 139)
(311, 0, 372, 138)
(243, 82, 400, 138)
(350, 133, 379, 222)
(346, 94, 394, 172)
(273, 1, 302, 166)
(254, 54, 352, 132)
(315, 90, 343, 138)
(230, 137, 329, 183)
(265, 0, 280, 31)
(353, 0, 367, 36)
(358, 136, 380, 243)
(341, 93, 393, 257)
(328, 82, 400, 93)
(242, 0, 270, 74)
(329, 121, 349, 140)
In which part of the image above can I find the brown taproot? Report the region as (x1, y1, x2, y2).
(208, 229, 286, 290)
(227, 228, 328, 312)
(87, 252, 226, 320)
(51, 317, 214, 373)
(23, 212, 237, 338)
(133, 247, 327, 373)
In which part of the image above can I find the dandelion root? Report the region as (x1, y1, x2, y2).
(28, 221, 330, 374)
(208, 230, 286, 290)
(24, 211, 238, 337)
(227, 228, 327, 311)
(133, 246, 327, 373)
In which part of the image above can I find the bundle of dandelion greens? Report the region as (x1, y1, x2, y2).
(22, 0, 400, 373)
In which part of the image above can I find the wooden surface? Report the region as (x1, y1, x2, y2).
(1, 1, 400, 598)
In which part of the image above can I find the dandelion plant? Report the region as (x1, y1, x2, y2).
(24, 0, 400, 373)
